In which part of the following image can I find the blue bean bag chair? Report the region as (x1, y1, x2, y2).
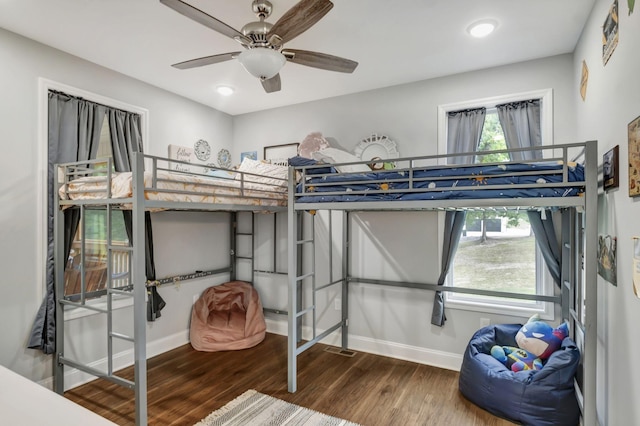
(459, 323, 580, 425)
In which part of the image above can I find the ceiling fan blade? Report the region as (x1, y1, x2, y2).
(268, 0, 333, 45)
(261, 74, 282, 93)
(160, 0, 251, 44)
(171, 52, 240, 69)
(282, 49, 358, 73)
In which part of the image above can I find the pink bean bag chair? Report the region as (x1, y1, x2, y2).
(190, 281, 266, 352)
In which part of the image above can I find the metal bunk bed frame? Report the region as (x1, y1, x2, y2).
(286, 140, 598, 426)
(53, 153, 288, 426)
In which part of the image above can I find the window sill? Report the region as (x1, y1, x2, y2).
(445, 297, 554, 321)
(64, 296, 134, 321)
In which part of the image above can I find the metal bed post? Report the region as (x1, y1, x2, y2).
(287, 167, 298, 392)
(582, 140, 598, 426)
(131, 152, 148, 426)
(341, 210, 349, 350)
(53, 182, 66, 394)
(230, 212, 237, 281)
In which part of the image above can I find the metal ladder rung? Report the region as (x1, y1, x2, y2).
(254, 269, 287, 275)
(110, 332, 135, 342)
(236, 256, 253, 260)
(109, 288, 133, 297)
(295, 271, 314, 282)
(59, 299, 108, 313)
(297, 239, 313, 245)
(296, 305, 315, 318)
(108, 245, 133, 252)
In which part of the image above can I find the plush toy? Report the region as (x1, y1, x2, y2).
(516, 314, 569, 360)
(491, 345, 543, 372)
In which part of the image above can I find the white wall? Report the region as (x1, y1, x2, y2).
(574, 1, 640, 424)
(0, 28, 235, 384)
(236, 54, 577, 365)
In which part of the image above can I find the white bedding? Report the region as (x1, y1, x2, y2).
(58, 170, 287, 207)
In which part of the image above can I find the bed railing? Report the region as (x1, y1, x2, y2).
(292, 142, 588, 202)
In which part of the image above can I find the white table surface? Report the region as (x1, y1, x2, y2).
(0, 365, 117, 425)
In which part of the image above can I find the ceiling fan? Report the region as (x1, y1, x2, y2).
(160, 0, 358, 93)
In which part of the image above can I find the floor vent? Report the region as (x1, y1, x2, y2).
(324, 346, 356, 357)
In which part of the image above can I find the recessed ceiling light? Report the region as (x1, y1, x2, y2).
(467, 20, 497, 38)
(216, 85, 234, 96)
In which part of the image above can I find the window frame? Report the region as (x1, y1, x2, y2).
(37, 78, 149, 320)
(436, 89, 555, 320)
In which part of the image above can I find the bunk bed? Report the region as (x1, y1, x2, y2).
(54, 154, 289, 426)
(286, 141, 598, 425)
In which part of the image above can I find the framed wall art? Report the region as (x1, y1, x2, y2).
(603, 145, 619, 190)
(628, 115, 640, 196)
(264, 142, 299, 166)
(602, 0, 619, 66)
(240, 151, 257, 162)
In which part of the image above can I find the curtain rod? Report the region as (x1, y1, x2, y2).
(48, 89, 139, 116)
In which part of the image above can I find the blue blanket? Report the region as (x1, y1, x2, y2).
(295, 162, 584, 203)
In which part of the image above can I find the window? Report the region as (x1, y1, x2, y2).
(438, 90, 554, 318)
(63, 120, 130, 299)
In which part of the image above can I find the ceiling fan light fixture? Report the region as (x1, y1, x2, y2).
(467, 19, 497, 38)
(215, 85, 235, 96)
(238, 47, 286, 80)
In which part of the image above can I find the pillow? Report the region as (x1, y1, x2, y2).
(207, 169, 235, 179)
(288, 155, 335, 175)
(298, 132, 330, 159)
(235, 157, 288, 187)
(312, 147, 371, 174)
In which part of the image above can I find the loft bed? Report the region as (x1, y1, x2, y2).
(286, 141, 598, 425)
(53, 153, 289, 426)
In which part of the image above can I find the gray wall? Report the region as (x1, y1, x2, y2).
(574, 1, 640, 424)
(235, 54, 577, 361)
(0, 28, 235, 383)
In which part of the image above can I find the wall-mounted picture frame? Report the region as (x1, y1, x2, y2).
(603, 145, 619, 190)
(628, 115, 640, 196)
(240, 151, 257, 162)
(602, 0, 619, 66)
(598, 234, 617, 286)
(264, 142, 299, 166)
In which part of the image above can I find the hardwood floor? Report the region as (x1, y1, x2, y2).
(65, 333, 514, 425)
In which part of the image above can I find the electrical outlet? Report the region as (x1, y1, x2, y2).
(480, 317, 491, 327)
(334, 298, 341, 310)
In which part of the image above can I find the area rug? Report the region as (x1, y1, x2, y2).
(194, 389, 360, 426)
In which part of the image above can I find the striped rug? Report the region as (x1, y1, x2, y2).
(194, 389, 360, 426)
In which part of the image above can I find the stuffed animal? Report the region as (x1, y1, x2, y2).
(516, 314, 569, 360)
(491, 345, 543, 372)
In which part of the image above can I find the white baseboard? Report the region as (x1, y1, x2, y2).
(39, 330, 189, 391)
(265, 318, 462, 372)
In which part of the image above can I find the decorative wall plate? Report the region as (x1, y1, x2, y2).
(194, 139, 211, 161)
(354, 134, 399, 164)
(217, 148, 231, 168)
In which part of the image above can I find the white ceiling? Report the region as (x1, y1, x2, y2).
(0, 0, 595, 116)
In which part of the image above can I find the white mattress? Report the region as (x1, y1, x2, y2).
(58, 170, 287, 208)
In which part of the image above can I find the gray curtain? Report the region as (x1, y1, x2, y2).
(28, 92, 106, 354)
(497, 100, 560, 286)
(431, 210, 467, 326)
(431, 107, 486, 326)
(527, 210, 561, 286)
(445, 108, 487, 164)
(496, 99, 542, 161)
(108, 110, 162, 320)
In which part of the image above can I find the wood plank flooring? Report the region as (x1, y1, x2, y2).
(65, 333, 514, 425)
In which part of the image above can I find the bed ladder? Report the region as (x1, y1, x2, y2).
(287, 210, 349, 392)
(54, 203, 138, 399)
(234, 211, 290, 317)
